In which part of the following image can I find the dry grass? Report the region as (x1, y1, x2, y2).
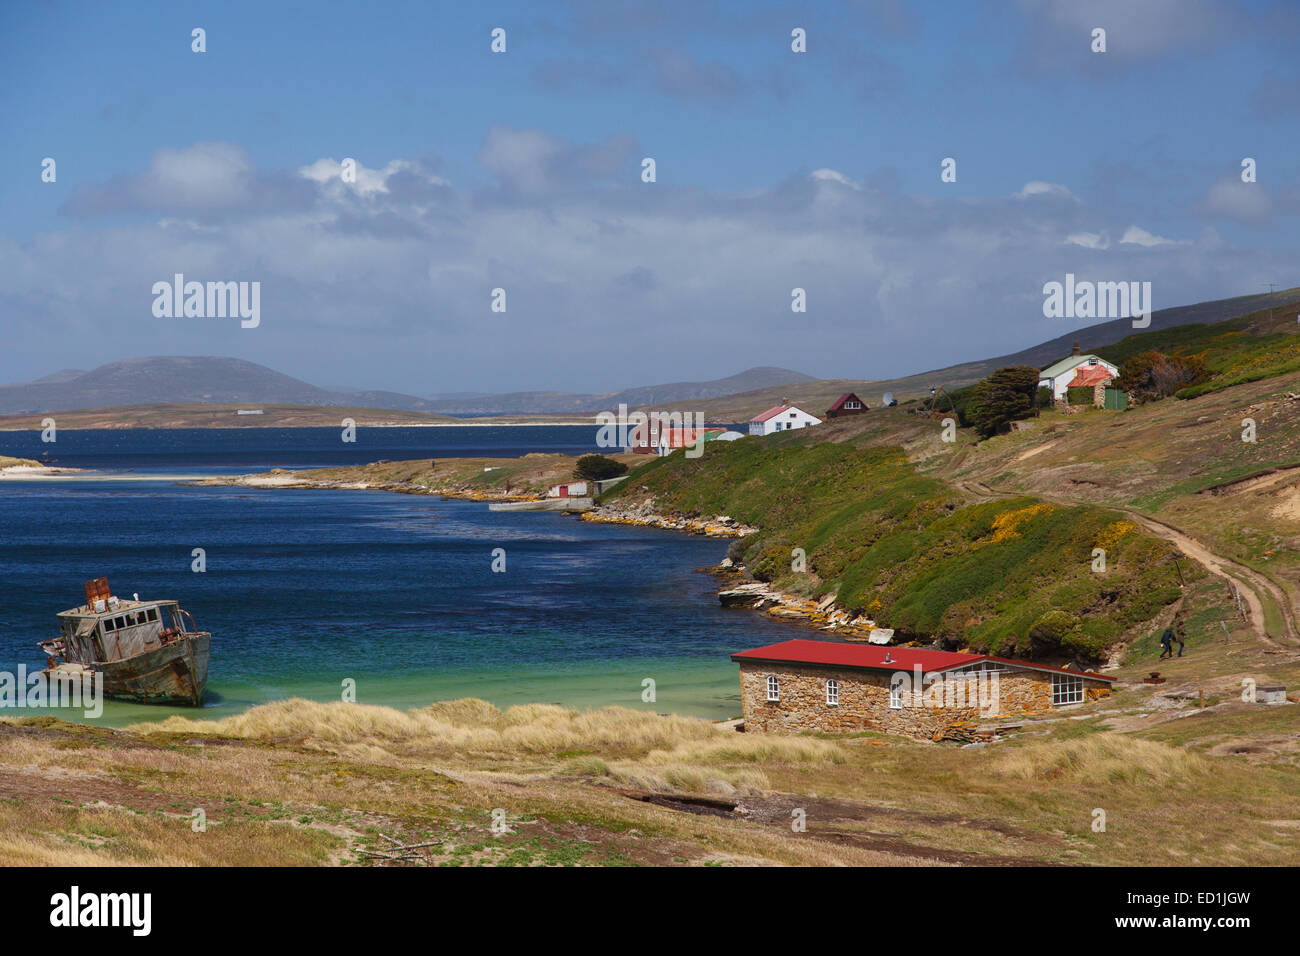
(4, 695, 1297, 867)
(0, 801, 340, 866)
(131, 698, 729, 760)
(991, 734, 1210, 786)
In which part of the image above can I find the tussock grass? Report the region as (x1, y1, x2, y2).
(131, 698, 727, 759)
(992, 733, 1208, 785)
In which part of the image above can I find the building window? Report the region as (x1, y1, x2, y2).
(889, 680, 903, 709)
(826, 679, 839, 706)
(1052, 673, 1084, 706)
(766, 675, 780, 702)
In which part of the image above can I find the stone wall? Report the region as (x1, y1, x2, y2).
(738, 663, 1111, 738)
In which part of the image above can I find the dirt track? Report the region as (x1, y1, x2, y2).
(954, 479, 1297, 648)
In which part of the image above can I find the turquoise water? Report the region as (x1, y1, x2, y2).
(0, 429, 797, 726)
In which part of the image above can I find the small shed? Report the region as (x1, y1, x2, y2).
(547, 481, 589, 498)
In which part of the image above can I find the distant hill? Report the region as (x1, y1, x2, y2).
(0, 356, 442, 415)
(649, 288, 1300, 423)
(0, 356, 815, 418)
(422, 366, 817, 415)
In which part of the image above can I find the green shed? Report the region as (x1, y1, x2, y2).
(1103, 387, 1128, 410)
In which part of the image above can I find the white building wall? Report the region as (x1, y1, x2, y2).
(750, 406, 823, 436)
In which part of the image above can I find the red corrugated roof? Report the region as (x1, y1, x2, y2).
(750, 404, 792, 423)
(730, 638, 1114, 681)
(1068, 365, 1113, 387)
(828, 392, 865, 411)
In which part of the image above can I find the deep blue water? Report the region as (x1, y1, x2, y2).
(0, 428, 794, 724)
(0, 425, 604, 472)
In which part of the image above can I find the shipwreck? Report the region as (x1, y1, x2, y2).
(39, 578, 210, 706)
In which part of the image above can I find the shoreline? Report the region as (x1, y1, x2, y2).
(186, 470, 545, 503)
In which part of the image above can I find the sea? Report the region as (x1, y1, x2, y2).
(0, 426, 795, 726)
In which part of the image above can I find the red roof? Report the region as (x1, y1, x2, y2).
(1068, 365, 1114, 387)
(730, 638, 1114, 681)
(828, 392, 866, 412)
(750, 404, 793, 423)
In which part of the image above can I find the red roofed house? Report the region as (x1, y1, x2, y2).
(826, 392, 868, 419)
(748, 404, 822, 437)
(731, 638, 1113, 738)
(630, 427, 726, 455)
(1066, 363, 1117, 408)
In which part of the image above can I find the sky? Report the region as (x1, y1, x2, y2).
(1, 0, 1298, 396)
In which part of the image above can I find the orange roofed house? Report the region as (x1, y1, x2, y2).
(731, 639, 1113, 739)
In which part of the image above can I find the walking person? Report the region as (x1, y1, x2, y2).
(1175, 620, 1186, 657)
(1159, 627, 1174, 660)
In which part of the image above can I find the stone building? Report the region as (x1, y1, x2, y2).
(731, 639, 1113, 739)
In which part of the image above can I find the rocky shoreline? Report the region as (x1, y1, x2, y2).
(713, 575, 889, 641)
(580, 500, 757, 537)
(584, 500, 891, 641)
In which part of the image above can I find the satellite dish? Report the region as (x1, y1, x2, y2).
(882, 391, 896, 407)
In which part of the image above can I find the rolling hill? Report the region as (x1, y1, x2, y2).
(650, 288, 1300, 423)
(0, 357, 815, 419)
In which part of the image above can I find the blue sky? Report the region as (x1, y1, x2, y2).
(1, 0, 1298, 395)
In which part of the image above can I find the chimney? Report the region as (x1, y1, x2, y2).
(1071, 341, 1081, 356)
(883, 651, 893, 664)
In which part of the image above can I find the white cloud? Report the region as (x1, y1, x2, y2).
(1015, 181, 1079, 202)
(1119, 225, 1189, 247)
(1204, 177, 1273, 227)
(1065, 231, 1109, 249)
(299, 158, 447, 197)
(809, 169, 862, 190)
(15, 132, 1299, 393)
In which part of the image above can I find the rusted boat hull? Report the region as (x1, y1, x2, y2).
(98, 632, 210, 706)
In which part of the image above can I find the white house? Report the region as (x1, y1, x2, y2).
(1038, 343, 1120, 401)
(748, 404, 822, 436)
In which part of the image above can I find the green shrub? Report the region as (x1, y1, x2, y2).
(574, 455, 628, 481)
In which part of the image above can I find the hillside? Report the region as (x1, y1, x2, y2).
(603, 300, 1300, 662)
(599, 423, 1199, 663)
(649, 288, 1300, 423)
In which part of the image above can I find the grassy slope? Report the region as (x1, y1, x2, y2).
(935, 367, 1300, 644)
(603, 422, 1194, 661)
(1093, 302, 1300, 399)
